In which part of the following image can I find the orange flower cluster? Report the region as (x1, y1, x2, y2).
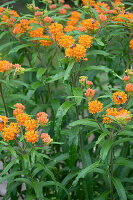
(125, 83, 133, 95)
(78, 35, 92, 48)
(13, 19, 30, 35)
(2, 10, 19, 25)
(64, 25, 77, 33)
(41, 133, 53, 145)
(0, 115, 8, 132)
(88, 100, 103, 114)
(24, 119, 38, 131)
(16, 113, 31, 126)
(81, 0, 95, 6)
(13, 103, 25, 117)
(36, 112, 49, 127)
(85, 88, 95, 100)
(99, 14, 107, 22)
(25, 130, 38, 143)
(103, 107, 131, 124)
(94, 2, 110, 14)
(129, 39, 133, 50)
(67, 11, 81, 27)
(39, 35, 53, 47)
(58, 35, 75, 48)
(113, 91, 127, 104)
(122, 76, 130, 82)
(43, 16, 53, 23)
(80, 18, 99, 31)
(59, 8, 67, 15)
(2, 122, 20, 141)
(49, 22, 64, 41)
(79, 76, 88, 85)
(65, 44, 87, 61)
(0, 60, 12, 73)
(29, 27, 44, 39)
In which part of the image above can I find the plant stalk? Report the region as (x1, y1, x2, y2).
(0, 83, 8, 117)
(110, 130, 114, 200)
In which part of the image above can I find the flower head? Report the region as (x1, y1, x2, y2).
(41, 133, 53, 145)
(122, 76, 130, 83)
(16, 113, 31, 126)
(24, 119, 38, 131)
(39, 35, 53, 47)
(113, 91, 127, 104)
(59, 8, 67, 15)
(14, 103, 25, 110)
(129, 39, 133, 50)
(37, 112, 49, 127)
(125, 83, 133, 95)
(80, 18, 99, 31)
(2, 123, 20, 142)
(78, 35, 92, 48)
(0, 60, 12, 73)
(0, 115, 8, 132)
(25, 130, 38, 143)
(58, 35, 75, 48)
(88, 100, 103, 114)
(85, 88, 95, 100)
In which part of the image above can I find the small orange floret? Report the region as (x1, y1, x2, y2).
(113, 91, 127, 104)
(0, 60, 12, 73)
(103, 107, 118, 124)
(125, 83, 133, 95)
(39, 35, 53, 47)
(49, 4, 57, 9)
(80, 18, 99, 31)
(0, 115, 8, 132)
(86, 81, 93, 87)
(41, 133, 53, 145)
(78, 35, 92, 48)
(49, 22, 64, 41)
(2, 122, 20, 142)
(25, 130, 38, 143)
(13, 108, 24, 116)
(37, 112, 49, 127)
(84, 88, 95, 100)
(59, 8, 67, 15)
(58, 35, 75, 48)
(24, 119, 38, 131)
(129, 39, 133, 50)
(65, 44, 87, 61)
(14, 103, 25, 110)
(43, 16, 53, 23)
(81, 0, 95, 6)
(88, 100, 103, 114)
(99, 14, 107, 22)
(16, 113, 31, 126)
(64, 25, 76, 32)
(122, 76, 130, 82)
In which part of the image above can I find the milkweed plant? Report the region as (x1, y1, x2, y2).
(0, 0, 133, 199)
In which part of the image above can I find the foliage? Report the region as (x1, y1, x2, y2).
(0, 0, 133, 199)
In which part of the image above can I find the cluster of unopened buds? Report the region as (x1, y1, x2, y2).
(80, 73, 132, 127)
(0, 103, 53, 145)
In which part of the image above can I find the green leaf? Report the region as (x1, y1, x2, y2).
(64, 59, 75, 81)
(0, 171, 25, 184)
(0, 32, 8, 40)
(0, 0, 16, 7)
(114, 157, 133, 168)
(46, 71, 64, 83)
(1, 158, 19, 176)
(32, 181, 45, 200)
(12, 178, 32, 187)
(95, 38, 105, 46)
(73, 161, 100, 186)
(36, 68, 46, 80)
(0, 41, 18, 52)
(86, 50, 109, 57)
(48, 153, 69, 167)
(73, 87, 83, 105)
(100, 139, 113, 160)
(55, 101, 74, 136)
(8, 146, 17, 158)
(94, 131, 109, 149)
(113, 177, 127, 200)
(69, 118, 100, 129)
(95, 190, 110, 200)
(9, 43, 33, 53)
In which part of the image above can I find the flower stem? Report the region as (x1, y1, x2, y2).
(110, 130, 114, 200)
(0, 83, 8, 117)
(93, 114, 104, 132)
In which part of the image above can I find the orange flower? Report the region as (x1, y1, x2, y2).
(35, 11, 43, 17)
(58, 35, 75, 48)
(20, 19, 30, 29)
(78, 26, 87, 32)
(63, 4, 71, 9)
(94, 2, 110, 14)
(113, 91, 127, 104)
(41, 133, 53, 145)
(37, 112, 49, 127)
(0, 115, 8, 132)
(115, 111, 132, 125)
(59, 8, 67, 15)
(39, 35, 53, 47)
(13, 64, 25, 74)
(49, 22, 64, 41)
(13, 108, 24, 116)
(65, 44, 87, 61)
(43, 16, 53, 23)
(67, 17, 79, 26)
(79, 76, 87, 85)
(13, 23, 25, 35)
(24, 119, 38, 131)
(88, 100, 103, 114)
(25, 130, 38, 143)
(0, 60, 12, 73)
(129, 39, 133, 50)
(71, 11, 81, 20)
(103, 107, 118, 124)
(122, 76, 130, 82)
(81, 0, 95, 6)
(49, 4, 57, 9)
(80, 18, 99, 31)
(78, 35, 92, 48)
(64, 25, 77, 32)
(86, 81, 93, 87)
(14, 103, 25, 110)
(99, 14, 107, 22)
(16, 113, 31, 126)
(29, 27, 44, 39)
(84, 88, 95, 100)
(125, 83, 133, 95)
(2, 122, 20, 142)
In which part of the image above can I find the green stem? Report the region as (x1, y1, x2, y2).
(0, 83, 8, 117)
(110, 130, 114, 200)
(93, 114, 104, 132)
